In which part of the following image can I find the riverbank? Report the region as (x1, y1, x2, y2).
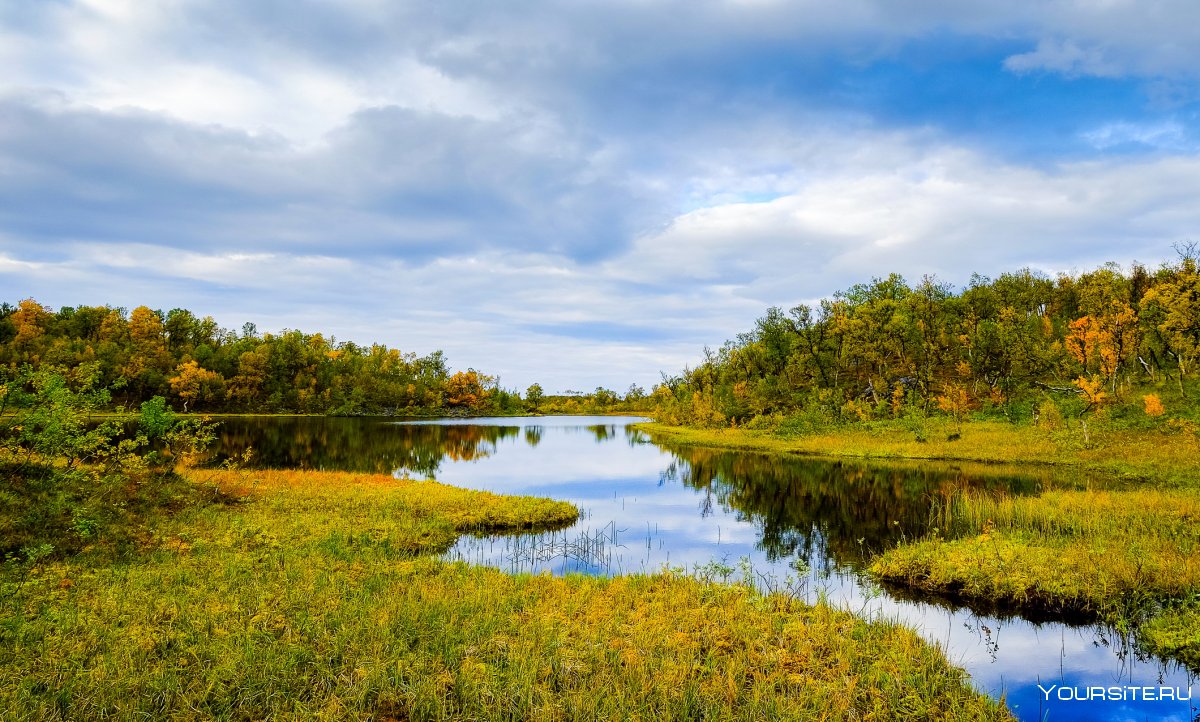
(0, 467, 1010, 720)
(636, 418, 1200, 487)
(639, 421, 1200, 670)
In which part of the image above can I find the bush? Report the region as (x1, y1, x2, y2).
(0, 366, 214, 559)
(1035, 398, 1065, 430)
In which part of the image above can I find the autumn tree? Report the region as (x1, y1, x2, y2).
(123, 306, 173, 398)
(1140, 257, 1200, 395)
(1071, 375, 1109, 444)
(935, 382, 973, 435)
(1065, 301, 1139, 394)
(227, 349, 269, 407)
(446, 370, 492, 410)
(10, 298, 53, 358)
(169, 361, 224, 412)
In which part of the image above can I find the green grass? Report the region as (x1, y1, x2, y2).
(870, 487, 1200, 667)
(637, 416, 1200, 487)
(0, 468, 1010, 721)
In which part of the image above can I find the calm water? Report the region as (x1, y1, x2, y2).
(210, 415, 1199, 722)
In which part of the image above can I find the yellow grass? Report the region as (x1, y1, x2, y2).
(0, 467, 1011, 720)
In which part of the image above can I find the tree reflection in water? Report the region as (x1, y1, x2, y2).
(207, 417, 520, 477)
(658, 446, 1043, 570)
(210, 416, 1045, 573)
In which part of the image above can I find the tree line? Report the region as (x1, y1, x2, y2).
(0, 301, 656, 416)
(650, 249, 1200, 429)
(0, 302, 526, 415)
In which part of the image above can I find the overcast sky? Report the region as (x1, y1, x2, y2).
(3, 1, 1199, 391)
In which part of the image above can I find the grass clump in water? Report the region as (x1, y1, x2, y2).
(1140, 605, 1200, 669)
(871, 487, 1200, 666)
(0, 467, 1011, 721)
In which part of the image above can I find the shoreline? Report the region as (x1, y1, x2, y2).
(637, 420, 1200, 671)
(634, 419, 1199, 486)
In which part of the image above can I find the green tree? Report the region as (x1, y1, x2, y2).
(3, 364, 119, 471)
(526, 383, 544, 411)
(1141, 257, 1200, 395)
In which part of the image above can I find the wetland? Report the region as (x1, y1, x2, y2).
(202, 414, 1200, 722)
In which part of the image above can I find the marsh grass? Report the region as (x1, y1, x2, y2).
(1141, 605, 1200, 670)
(0, 468, 1011, 721)
(639, 419, 1200, 488)
(871, 487, 1200, 668)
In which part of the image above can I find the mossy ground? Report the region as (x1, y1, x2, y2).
(0, 468, 1010, 721)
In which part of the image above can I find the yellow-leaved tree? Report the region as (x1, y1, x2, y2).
(169, 361, 224, 412)
(935, 382, 973, 436)
(445, 370, 493, 410)
(1140, 257, 1199, 397)
(1071, 375, 1109, 445)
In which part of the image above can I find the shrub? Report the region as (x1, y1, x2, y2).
(0, 366, 214, 559)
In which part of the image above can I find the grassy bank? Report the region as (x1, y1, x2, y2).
(869, 487, 1200, 667)
(637, 418, 1200, 487)
(869, 488, 1200, 614)
(0, 468, 1010, 721)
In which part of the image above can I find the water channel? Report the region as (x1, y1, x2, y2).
(209, 414, 1199, 722)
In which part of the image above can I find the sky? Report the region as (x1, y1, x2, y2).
(3, 1, 1200, 392)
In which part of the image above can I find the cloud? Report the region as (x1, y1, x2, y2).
(1004, 38, 1125, 78)
(6, 123, 1198, 391)
(1081, 121, 1193, 151)
(0, 91, 655, 262)
(8, 1, 1200, 145)
(614, 142, 1200, 306)
(3, 2, 1200, 390)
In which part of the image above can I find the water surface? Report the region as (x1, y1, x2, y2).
(210, 415, 1199, 722)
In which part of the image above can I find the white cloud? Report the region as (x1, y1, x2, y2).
(615, 142, 1200, 308)
(1003, 38, 1124, 78)
(1081, 121, 1192, 150)
(3, 1, 516, 143)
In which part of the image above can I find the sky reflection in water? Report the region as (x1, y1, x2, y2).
(213, 415, 1199, 722)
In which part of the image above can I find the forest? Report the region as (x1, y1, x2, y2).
(651, 250, 1200, 432)
(0, 301, 644, 416)
(0, 301, 510, 415)
(4, 251, 1198, 427)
